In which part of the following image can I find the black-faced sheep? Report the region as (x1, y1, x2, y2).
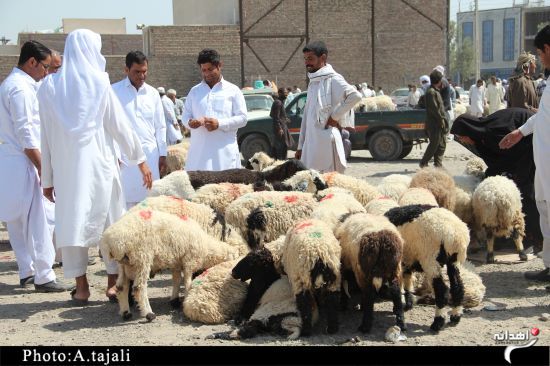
(410, 167, 456, 210)
(384, 205, 469, 332)
(272, 169, 328, 193)
(101, 210, 238, 321)
(335, 212, 405, 333)
(281, 219, 342, 336)
(247, 151, 285, 171)
(471, 175, 527, 263)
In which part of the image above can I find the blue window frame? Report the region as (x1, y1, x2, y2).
(482, 20, 493, 62)
(503, 18, 515, 61)
(462, 21, 473, 41)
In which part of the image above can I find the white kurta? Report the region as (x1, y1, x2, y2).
(298, 65, 362, 173)
(182, 77, 247, 171)
(469, 85, 485, 115)
(486, 83, 505, 115)
(161, 94, 183, 145)
(0, 67, 55, 283)
(112, 78, 167, 204)
(39, 85, 146, 248)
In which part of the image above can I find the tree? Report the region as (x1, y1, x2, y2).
(449, 20, 475, 86)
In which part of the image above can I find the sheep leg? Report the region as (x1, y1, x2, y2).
(358, 283, 376, 333)
(512, 229, 528, 261)
(116, 264, 132, 320)
(296, 290, 314, 336)
(236, 320, 263, 339)
(237, 284, 263, 324)
(430, 276, 448, 332)
(170, 270, 182, 309)
(181, 270, 193, 300)
(133, 266, 156, 321)
(389, 278, 406, 332)
(325, 290, 340, 334)
(402, 270, 414, 311)
(485, 230, 495, 264)
(446, 260, 464, 326)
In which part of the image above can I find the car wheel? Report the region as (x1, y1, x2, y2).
(241, 133, 272, 161)
(398, 143, 413, 159)
(369, 129, 403, 161)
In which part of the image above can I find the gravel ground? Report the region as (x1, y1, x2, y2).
(0, 140, 549, 347)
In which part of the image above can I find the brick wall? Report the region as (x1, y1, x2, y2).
(143, 26, 241, 95)
(17, 33, 143, 55)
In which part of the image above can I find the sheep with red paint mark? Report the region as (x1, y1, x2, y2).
(191, 183, 254, 214)
(322, 172, 379, 207)
(100, 209, 238, 321)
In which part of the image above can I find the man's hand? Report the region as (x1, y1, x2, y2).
(295, 150, 302, 160)
(456, 135, 475, 145)
(189, 118, 204, 129)
(204, 117, 219, 131)
(499, 129, 523, 150)
(277, 128, 284, 137)
(325, 116, 340, 129)
(43, 187, 55, 203)
(138, 162, 153, 189)
(158, 156, 167, 177)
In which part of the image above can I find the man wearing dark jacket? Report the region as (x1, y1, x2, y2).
(419, 69, 448, 168)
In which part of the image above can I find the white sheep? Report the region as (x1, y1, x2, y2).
(471, 175, 527, 263)
(398, 187, 439, 207)
(310, 190, 366, 231)
(354, 96, 396, 112)
(322, 172, 379, 207)
(377, 182, 409, 202)
(182, 259, 248, 324)
(453, 187, 473, 226)
(191, 183, 254, 215)
(101, 209, 238, 321)
(381, 174, 412, 187)
(465, 156, 487, 180)
(248, 151, 285, 172)
(149, 170, 195, 199)
(454, 103, 467, 118)
(453, 175, 482, 194)
(410, 167, 456, 210)
(163, 142, 189, 177)
(384, 205, 469, 332)
(276, 169, 328, 193)
(225, 191, 318, 249)
(281, 219, 342, 336)
(335, 212, 405, 333)
(128, 195, 247, 254)
(365, 197, 399, 215)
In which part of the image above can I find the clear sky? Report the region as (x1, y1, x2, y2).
(2, 0, 550, 44)
(0, 0, 173, 44)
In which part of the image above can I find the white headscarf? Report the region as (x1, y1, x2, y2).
(40, 29, 110, 144)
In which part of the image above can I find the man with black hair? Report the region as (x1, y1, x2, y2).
(112, 50, 167, 209)
(182, 48, 247, 171)
(0, 41, 72, 292)
(295, 41, 361, 173)
(419, 69, 448, 168)
(500, 25, 550, 282)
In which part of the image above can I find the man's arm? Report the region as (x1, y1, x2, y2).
(9, 88, 41, 173)
(330, 76, 362, 122)
(217, 89, 247, 132)
(153, 93, 167, 157)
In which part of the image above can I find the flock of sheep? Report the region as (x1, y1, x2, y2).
(99, 148, 526, 340)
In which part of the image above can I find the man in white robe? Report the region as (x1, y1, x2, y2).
(469, 79, 486, 117)
(0, 41, 71, 292)
(182, 48, 247, 171)
(158, 87, 182, 145)
(295, 41, 362, 173)
(487, 76, 505, 115)
(112, 51, 167, 209)
(37, 29, 153, 303)
(500, 25, 550, 282)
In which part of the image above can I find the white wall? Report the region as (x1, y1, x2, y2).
(172, 0, 239, 25)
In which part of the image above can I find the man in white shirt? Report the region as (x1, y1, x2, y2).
(500, 25, 550, 282)
(0, 41, 71, 292)
(407, 85, 421, 107)
(469, 79, 486, 117)
(295, 41, 362, 174)
(486, 76, 505, 115)
(182, 49, 247, 171)
(112, 51, 167, 209)
(158, 87, 182, 145)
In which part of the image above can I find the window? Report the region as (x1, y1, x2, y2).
(289, 95, 307, 116)
(482, 20, 493, 62)
(462, 21, 473, 41)
(503, 18, 515, 61)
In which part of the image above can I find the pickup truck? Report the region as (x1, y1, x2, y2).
(237, 92, 428, 161)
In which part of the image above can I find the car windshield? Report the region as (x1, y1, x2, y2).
(245, 95, 274, 111)
(391, 89, 409, 97)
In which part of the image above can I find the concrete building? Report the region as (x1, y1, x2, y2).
(173, 0, 238, 25)
(62, 18, 127, 34)
(457, 4, 550, 80)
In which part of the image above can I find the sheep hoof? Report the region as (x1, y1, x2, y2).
(358, 324, 372, 333)
(486, 253, 495, 264)
(122, 311, 132, 321)
(449, 315, 461, 325)
(518, 250, 528, 261)
(429, 316, 445, 332)
(404, 294, 414, 311)
(145, 312, 156, 322)
(169, 298, 181, 309)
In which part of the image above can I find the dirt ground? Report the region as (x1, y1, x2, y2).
(1, 140, 549, 347)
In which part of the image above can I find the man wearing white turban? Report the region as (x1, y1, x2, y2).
(37, 29, 153, 304)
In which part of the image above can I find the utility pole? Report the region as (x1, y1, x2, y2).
(474, 0, 480, 81)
